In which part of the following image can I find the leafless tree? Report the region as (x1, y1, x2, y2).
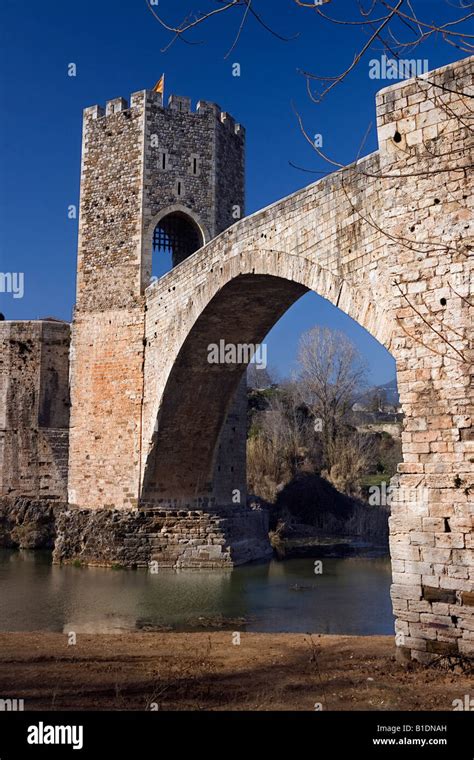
(297, 326, 374, 492)
(246, 362, 274, 389)
(248, 327, 376, 497)
(297, 327, 367, 432)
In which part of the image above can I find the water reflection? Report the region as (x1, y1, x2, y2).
(0, 549, 394, 635)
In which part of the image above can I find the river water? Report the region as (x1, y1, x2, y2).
(0, 549, 394, 634)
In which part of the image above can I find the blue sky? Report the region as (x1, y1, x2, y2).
(0, 0, 467, 384)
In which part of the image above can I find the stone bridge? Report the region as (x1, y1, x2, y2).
(141, 150, 388, 504)
(1, 56, 470, 664)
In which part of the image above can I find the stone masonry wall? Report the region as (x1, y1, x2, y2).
(376, 58, 473, 662)
(0, 497, 67, 549)
(68, 93, 147, 509)
(215, 112, 245, 234)
(212, 375, 248, 507)
(69, 90, 246, 510)
(141, 94, 245, 287)
(0, 321, 70, 500)
(68, 311, 145, 509)
(53, 503, 271, 569)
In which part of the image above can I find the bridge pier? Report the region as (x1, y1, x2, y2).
(53, 503, 272, 568)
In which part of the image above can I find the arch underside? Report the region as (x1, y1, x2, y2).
(141, 274, 308, 502)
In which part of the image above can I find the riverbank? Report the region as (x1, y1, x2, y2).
(0, 632, 470, 711)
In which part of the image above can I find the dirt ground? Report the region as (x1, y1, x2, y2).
(0, 632, 471, 711)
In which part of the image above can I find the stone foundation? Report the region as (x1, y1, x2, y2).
(52, 504, 272, 568)
(0, 496, 66, 549)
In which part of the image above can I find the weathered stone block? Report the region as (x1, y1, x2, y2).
(422, 586, 456, 604)
(461, 591, 474, 607)
(426, 640, 459, 655)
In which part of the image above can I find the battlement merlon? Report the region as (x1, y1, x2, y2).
(82, 91, 245, 137)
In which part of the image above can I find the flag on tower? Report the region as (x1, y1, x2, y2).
(153, 74, 165, 95)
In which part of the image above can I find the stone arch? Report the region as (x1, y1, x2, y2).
(141, 245, 392, 503)
(145, 203, 211, 249)
(142, 204, 211, 287)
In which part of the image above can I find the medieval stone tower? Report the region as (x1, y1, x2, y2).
(68, 88, 247, 513)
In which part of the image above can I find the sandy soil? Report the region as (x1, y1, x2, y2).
(0, 632, 470, 711)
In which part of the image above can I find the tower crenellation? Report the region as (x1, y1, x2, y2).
(84, 90, 245, 137)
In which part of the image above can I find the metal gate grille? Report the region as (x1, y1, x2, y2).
(153, 212, 202, 267)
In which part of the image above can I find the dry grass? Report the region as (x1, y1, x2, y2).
(0, 632, 471, 712)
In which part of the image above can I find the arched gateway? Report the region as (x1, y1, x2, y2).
(60, 59, 472, 663)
